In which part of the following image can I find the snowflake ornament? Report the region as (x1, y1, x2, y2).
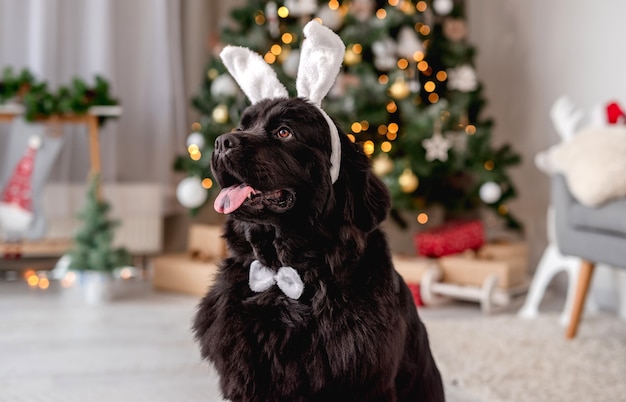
(447, 65, 478, 92)
(422, 132, 453, 162)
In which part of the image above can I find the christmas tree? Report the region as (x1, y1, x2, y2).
(174, 0, 521, 229)
(68, 175, 131, 271)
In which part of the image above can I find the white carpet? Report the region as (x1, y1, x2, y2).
(1, 281, 624, 402)
(423, 314, 626, 402)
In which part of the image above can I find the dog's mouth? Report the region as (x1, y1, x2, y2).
(214, 184, 296, 214)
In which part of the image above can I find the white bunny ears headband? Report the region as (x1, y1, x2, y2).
(220, 21, 346, 183)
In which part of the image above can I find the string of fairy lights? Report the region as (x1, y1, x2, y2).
(16, 266, 138, 291)
(187, 0, 443, 167)
(176, 0, 520, 229)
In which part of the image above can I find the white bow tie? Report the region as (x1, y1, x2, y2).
(249, 260, 304, 300)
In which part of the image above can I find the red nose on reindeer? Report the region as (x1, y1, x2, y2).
(606, 101, 625, 124)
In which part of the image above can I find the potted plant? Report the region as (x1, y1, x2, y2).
(67, 174, 131, 304)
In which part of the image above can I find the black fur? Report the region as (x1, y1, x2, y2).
(193, 98, 444, 401)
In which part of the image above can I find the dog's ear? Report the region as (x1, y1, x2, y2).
(338, 135, 391, 233)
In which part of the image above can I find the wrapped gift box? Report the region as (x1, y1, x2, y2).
(477, 240, 528, 261)
(407, 284, 424, 307)
(392, 255, 432, 307)
(392, 255, 433, 284)
(438, 241, 528, 289)
(188, 224, 226, 261)
(152, 224, 225, 296)
(152, 253, 219, 297)
(415, 220, 485, 258)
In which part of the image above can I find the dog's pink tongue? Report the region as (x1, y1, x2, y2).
(214, 184, 256, 214)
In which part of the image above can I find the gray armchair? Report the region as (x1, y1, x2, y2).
(553, 174, 626, 338)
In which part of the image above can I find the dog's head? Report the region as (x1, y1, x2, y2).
(212, 97, 389, 233)
(211, 21, 389, 238)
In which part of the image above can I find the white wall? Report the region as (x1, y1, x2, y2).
(467, 0, 626, 269)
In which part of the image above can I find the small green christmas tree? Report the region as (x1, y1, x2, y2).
(68, 174, 131, 271)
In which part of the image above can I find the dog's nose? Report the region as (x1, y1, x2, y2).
(214, 134, 240, 154)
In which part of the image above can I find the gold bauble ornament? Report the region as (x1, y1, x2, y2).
(389, 79, 410, 100)
(372, 155, 394, 176)
(207, 68, 219, 80)
(399, 168, 419, 193)
(344, 48, 362, 66)
(212, 104, 229, 124)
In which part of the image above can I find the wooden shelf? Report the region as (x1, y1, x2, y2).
(0, 104, 121, 175)
(1, 238, 73, 258)
(0, 104, 122, 120)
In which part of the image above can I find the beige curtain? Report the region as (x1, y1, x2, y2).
(0, 0, 192, 212)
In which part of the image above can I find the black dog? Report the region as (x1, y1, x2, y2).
(193, 97, 444, 401)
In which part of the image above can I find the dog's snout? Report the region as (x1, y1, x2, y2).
(215, 134, 240, 154)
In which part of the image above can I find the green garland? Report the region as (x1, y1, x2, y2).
(0, 67, 119, 122)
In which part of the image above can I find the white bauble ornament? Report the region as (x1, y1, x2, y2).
(479, 181, 502, 204)
(186, 132, 205, 149)
(176, 177, 208, 208)
(210, 74, 238, 97)
(283, 49, 301, 78)
(317, 5, 344, 31)
(433, 0, 454, 15)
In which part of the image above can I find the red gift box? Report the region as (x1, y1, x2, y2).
(407, 283, 423, 307)
(414, 219, 485, 258)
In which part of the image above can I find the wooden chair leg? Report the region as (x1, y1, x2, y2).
(566, 260, 595, 339)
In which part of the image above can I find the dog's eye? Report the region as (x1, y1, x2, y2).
(276, 127, 292, 139)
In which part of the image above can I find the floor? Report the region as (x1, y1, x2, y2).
(0, 278, 539, 402)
